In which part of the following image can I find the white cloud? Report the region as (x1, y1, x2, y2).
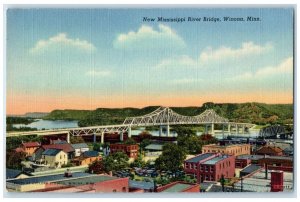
(199, 42, 273, 63)
(30, 33, 96, 54)
(86, 70, 111, 77)
(113, 24, 186, 50)
(226, 57, 293, 82)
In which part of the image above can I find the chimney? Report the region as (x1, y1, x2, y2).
(271, 171, 284, 192)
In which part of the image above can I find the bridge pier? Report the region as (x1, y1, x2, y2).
(120, 131, 124, 141)
(228, 124, 231, 134)
(235, 124, 238, 135)
(128, 126, 132, 138)
(159, 126, 163, 137)
(101, 132, 104, 144)
(166, 124, 170, 137)
(211, 123, 215, 135)
(93, 134, 96, 143)
(205, 124, 208, 134)
(242, 125, 245, 134)
(67, 133, 70, 143)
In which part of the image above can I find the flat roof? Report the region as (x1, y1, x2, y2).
(185, 153, 215, 163)
(129, 180, 154, 190)
(240, 164, 262, 175)
(203, 144, 249, 148)
(145, 144, 163, 151)
(161, 183, 191, 192)
(56, 175, 118, 185)
(7, 172, 93, 185)
(203, 155, 230, 165)
(236, 155, 293, 161)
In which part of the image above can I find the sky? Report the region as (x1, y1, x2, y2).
(6, 8, 294, 115)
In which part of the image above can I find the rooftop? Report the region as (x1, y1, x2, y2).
(236, 155, 293, 161)
(42, 143, 75, 153)
(161, 183, 191, 192)
(203, 144, 249, 149)
(71, 143, 89, 149)
(42, 148, 63, 156)
(6, 169, 23, 179)
(240, 164, 263, 176)
(83, 151, 99, 158)
(22, 142, 40, 148)
(56, 175, 118, 186)
(7, 172, 93, 185)
(185, 153, 215, 163)
(129, 180, 154, 190)
(203, 155, 230, 165)
(144, 144, 163, 151)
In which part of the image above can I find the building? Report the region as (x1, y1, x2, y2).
(202, 144, 251, 156)
(156, 181, 200, 192)
(71, 143, 89, 157)
(6, 169, 29, 180)
(234, 169, 293, 192)
(255, 145, 283, 156)
(72, 151, 102, 166)
(236, 155, 293, 172)
(144, 143, 163, 157)
(184, 153, 235, 183)
(16, 142, 40, 156)
(34, 143, 75, 160)
(42, 149, 68, 168)
(6, 172, 93, 192)
(110, 143, 139, 159)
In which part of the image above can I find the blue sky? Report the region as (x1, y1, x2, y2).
(6, 8, 294, 114)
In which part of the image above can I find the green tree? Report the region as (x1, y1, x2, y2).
(6, 150, 26, 170)
(124, 138, 136, 145)
(140, 138, 152, 152)
(103, 152, 129, 172)
(155, 143, 186, 177)
(130, 154, 145, 168)
(88, 160, 105, 174)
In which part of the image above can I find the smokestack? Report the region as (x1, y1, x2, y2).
(265, 163, 268, 179)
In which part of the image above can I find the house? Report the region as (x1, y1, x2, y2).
(144, 143, 163, 157)
(72, 151, 102, 166)
(34, 143, 75, 160)
(202, 144, 251, 156)
(110, 143, 139, 159)
(184, 153, 235, 183)
(255, 145, 283, 156)
(71, 143, 89, 157)
(6, 169, 29, 179)
(42, 149, 68, 168)
(16, 142, 40, 156)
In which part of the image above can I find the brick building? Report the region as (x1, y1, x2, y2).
(202, 144, 251, 156)
(109, 143, 139, 159)
(255, 145, 283, 156)
(184, 153, 235, 183)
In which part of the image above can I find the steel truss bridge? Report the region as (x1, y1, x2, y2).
(7, 107, 253, 143)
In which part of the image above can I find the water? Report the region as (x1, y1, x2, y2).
(12, 119, 78, 130)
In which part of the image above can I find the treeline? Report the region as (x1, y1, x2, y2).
(43, 102, 293, 127)
(6, 117, 36, 124)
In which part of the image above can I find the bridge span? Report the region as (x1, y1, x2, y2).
(6, 107, 253, 143)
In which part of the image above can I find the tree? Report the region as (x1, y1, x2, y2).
(124, 138, 136, 145)
(140, 138, 152, 152)
(155, 143, 186, 176)
(103, 152, 129, 172)
(130, 154, 145, 168)
(6, 150, 26, 170)
(88, 160, 105, 174)
(70, 136, 85, 144)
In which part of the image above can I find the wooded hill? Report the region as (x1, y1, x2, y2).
(43, 102, 293, 127)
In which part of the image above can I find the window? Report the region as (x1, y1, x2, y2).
(205, 166, 208, 172)
(200, 165, 203, 171)
(113, 189, 117, 192)
(122, 187, 126, 192)
(194, 164, 197, 170)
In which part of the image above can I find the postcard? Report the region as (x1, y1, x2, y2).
(5, 6, 294, 195)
